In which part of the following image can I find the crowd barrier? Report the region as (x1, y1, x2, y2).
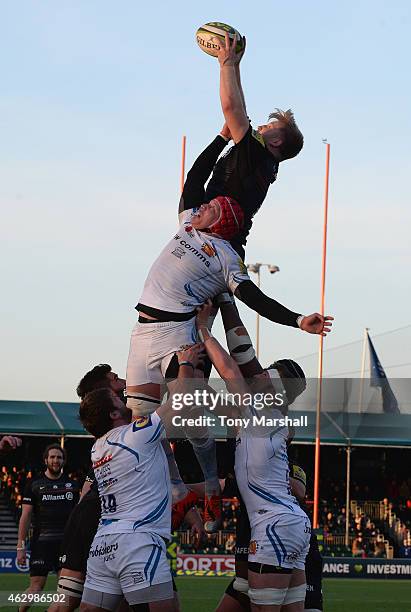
(2, 551, 411, 579)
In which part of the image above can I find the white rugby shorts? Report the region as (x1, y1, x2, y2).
(126, 318, 197, 388)
(84, 531, 172, 596)
(248, 513, 311, 570)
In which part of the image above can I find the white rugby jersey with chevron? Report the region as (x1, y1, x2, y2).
(138, 208, 250, 312)
(91, 413, 171, 540)
(235, 407, 307, 528)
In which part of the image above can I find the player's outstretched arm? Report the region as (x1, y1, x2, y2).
(216, 293, 264, 377)
(235, 37, 247, 114)
(196, 302, 250, 400)
(178, 134, 229, 215)
(217, 33, 249, 143)
(235, 280, 334, 336)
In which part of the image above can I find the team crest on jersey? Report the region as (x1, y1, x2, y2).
(201, 242, 216, 258)
(248, 540, 259, 555)
(132, 415, 152, 431)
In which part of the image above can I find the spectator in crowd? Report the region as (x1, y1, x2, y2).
(224, 534, 236, 554)
(352, 536, 365, 558)
(373, 540, 386, 558)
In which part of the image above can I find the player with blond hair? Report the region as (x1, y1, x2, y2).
(205, 34, 304, 257)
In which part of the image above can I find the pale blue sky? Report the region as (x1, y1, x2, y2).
(1, 1, 410, 401)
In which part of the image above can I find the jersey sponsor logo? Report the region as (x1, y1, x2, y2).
(97, 477, 118, 489)
(65, 482, 72, 488)
(93, 454, 113, 469)
(89, 541, 119, 561)
(41, 493, 72, 501)
(172, 246, 186, 259)
(180, 240, 210, 267)
(201, 242, 216, 258)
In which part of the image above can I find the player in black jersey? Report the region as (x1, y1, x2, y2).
(17, 443, 79, 611)
(203, 34, 304, 258)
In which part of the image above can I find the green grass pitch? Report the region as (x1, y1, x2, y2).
(1, 574, 411, 611)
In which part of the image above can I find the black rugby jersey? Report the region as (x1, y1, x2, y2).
(205, 125, 279, 246)
(22, 475, 80, 541)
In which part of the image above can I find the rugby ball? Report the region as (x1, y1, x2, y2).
(196, 22, 244, 58)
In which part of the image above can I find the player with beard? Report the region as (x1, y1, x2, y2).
(48, 364, 203, 612)
(17, 444, 80, 612)
(78, 344, 204, 612)
(47, 365, 126, 612)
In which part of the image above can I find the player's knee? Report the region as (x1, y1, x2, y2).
(79, 603, 98, 612)
(29, 577, 46, 591)
(127, 394, 160, 416)
(226, 328, 255, 365)
(282, 583, 307, 606)
(57, 575, 84, 600)
(248, 586, 287, 606)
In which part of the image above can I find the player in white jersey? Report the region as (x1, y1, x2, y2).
(195, 301, 328, 611)
(127, 129, 331, 534)
(78, 345, 204, 612)
(127, 128, 331, 418)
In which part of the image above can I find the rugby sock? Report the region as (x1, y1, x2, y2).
(162, 439, 188, 502)
(189, 437, 220, 496)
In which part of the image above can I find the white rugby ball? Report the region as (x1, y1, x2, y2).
(196, 22, 244, 58)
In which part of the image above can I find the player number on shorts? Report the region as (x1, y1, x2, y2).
(101, 493, 117, 513)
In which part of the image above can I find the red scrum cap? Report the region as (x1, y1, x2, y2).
(209, 196, 244, 241)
